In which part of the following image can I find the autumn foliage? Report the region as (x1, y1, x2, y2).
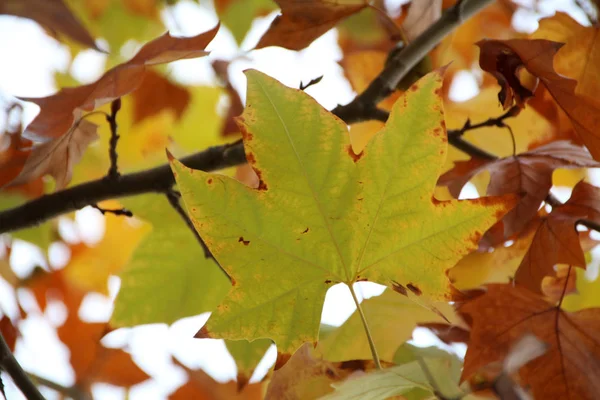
(1, 1, 600, 399)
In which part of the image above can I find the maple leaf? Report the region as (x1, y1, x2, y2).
(170, 70, 515, 360)
(317, 290, 461, 362)
(265, 342, 381, 400)
(477, 38, 600, 160)
(255, 0, 396, 51)
(112, 194, 230, 327)
(532, 13, 600, 108)
(226, 339, 272, 390)
(515, 181, 600, 293)
(461, 284, 600, 400)
(170, 357, 264, 400)
(8, 116, 99, 190)
(21, 24, 219, 141)
(130, 70, 191, 125)
(0, 0, 100, 50)
(439, 141, 600, 237)
(24, 268, 149, 391)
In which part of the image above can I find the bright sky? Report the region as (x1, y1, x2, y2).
(0, 0, 590, 399)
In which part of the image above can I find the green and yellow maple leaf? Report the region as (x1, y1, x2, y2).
(169, 70, 516, 360)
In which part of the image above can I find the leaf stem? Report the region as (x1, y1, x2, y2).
(347, 283, 382, 370)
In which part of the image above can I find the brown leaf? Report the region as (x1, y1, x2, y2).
(212, 60, 243, 137)
(265, 343, 381, 400)
(515, 181, 600, 293)
(255, 0, 369, 51)
(169, 357, 263, 400)
(461, 284, 600, 400)
(131, 70, 191, 125)
(477, 38, 600, 160)
(402, 0, 442, 42)
(0, 130, 31, 187)
(24, 267, 148, 389)
(9, 117, 98, 190)
(22, 25, 219, 141)
(439, 141, 599, 237)
(0, 316, 17, 352)
(0, 0, 100, 50)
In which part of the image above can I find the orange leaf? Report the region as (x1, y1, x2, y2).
(439, 141, 599, 237)
(477, 38, 600, 160)
(169, 357, 263, 400)
(461, 284, 600, 400)
(8, 117, 99, 190)
(131, 70, 191, 125)
(255, 0, 369, 51)
(515, 181, 600, 293)
(22, 25, 219, 141)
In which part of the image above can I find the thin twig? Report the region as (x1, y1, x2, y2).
(332, 0, 495, 123)
(106, 98, 122, 181)
(165, 189, 230, 280)
(27, 373, 90, 400)
(0, 140, 246, 233)
(347, 283, 381, 370)
(91, 204, 133, 217)
(0, 332, 45, 400)
(446, 106, 520, 140)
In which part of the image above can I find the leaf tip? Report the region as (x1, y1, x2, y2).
(195, 325, 212, 339)
(274, 351, 292, 370)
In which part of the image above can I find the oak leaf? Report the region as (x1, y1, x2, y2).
(477, 38, 600, 160)
(461, 284, 600, 400)
(170, 70, 516, 361)
(439, 141, 599, 237)
(0, 0, 99, 50)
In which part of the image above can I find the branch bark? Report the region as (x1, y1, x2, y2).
(332, 0, 495, 123)
(1, 0, 597, 237)
(0, 332, 45, 400)
(0, 141, 245, 233)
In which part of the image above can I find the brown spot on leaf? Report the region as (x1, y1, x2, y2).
(325, 368, 337, 378)
(407, 283, 422, 296)
(346, 145, 363, 163)
(356, 277, 368, 282)
(302, 227, 309, 234)
(238, 237, 250, 246)
(274, 352, 292, 370)
(246, 152, 256, 165)
(392, 281, 408, 296)
(325, 280, 332, 284)
(257, 180, 268, 190)
(357, 197, 363, 201)
(231, 277, 237, 286)
(194, 325, 211, 339)
(340, 360, 368, 371)
(236, 373, 249, 392)
(207, 178, 213, 184)
(238, 123, 253, 141)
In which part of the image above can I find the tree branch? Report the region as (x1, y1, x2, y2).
(106, 99, 122, 181)
(0, 141, 246, 233)
(27, 373, 91, 400)
(0, 332, 45, 400)
(331, 0, 495, 123)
